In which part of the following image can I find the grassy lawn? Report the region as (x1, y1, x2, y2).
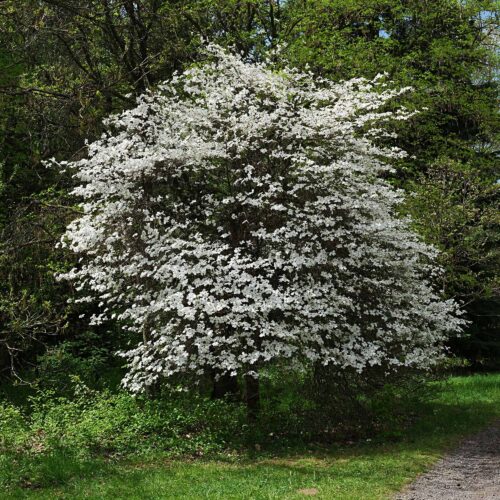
(2, 373, 499, 499)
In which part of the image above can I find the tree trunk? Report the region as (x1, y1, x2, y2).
(245, 373, 260, 420)
(211, 371, 240, 401)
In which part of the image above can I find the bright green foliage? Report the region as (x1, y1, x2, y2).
(0, 366, 437, 466)
(0, 381, 246, 466)
(0, 402, 29, 452)
(283, 0, 498, 173)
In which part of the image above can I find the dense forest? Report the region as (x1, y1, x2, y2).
(0, 1, 498, 497)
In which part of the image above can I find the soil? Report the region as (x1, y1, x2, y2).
(395, 422, 500, 499)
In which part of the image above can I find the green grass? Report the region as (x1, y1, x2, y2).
(2, 373, 499, 499)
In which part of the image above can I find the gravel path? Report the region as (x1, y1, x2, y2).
(395, 422, 500, 500)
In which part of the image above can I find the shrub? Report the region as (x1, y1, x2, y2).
(0, 402, 29, 452)
(34, 331, 120, 394)
(25, 381, 246, 458)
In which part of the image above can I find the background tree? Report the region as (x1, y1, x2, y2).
(406, 159, 500, 367)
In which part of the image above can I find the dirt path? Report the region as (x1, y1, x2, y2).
(395, 422, 500, 500)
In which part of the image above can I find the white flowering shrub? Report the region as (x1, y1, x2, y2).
(58, 46, 464, 393)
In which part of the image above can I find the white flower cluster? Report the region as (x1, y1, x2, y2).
(57, 45, 464, 392)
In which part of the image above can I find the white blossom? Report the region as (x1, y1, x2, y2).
(56, 45, 464, 392)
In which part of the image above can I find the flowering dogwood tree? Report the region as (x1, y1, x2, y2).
(57, 45, 464, 399)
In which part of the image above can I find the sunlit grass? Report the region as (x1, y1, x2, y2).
(2, 373, 499, 499)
